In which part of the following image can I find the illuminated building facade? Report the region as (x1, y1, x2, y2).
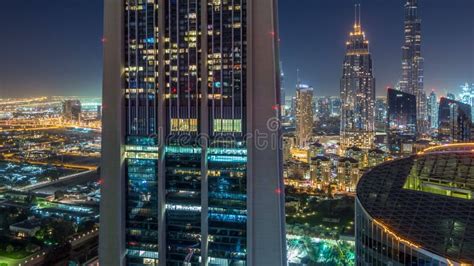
(459, 82, 474, 121)
(337, 157, 360, 192)
(438, 97, 472, 143)
(63, 100, 82, 121)
(367, 148, 387, 168)
(428, 90, 438, 129)
(315, 96, 331, 118)
(100, 0, 287, 265)
(345, 146, 367, 169)
(295, 83, 314, 147)
(308, 141, 324, 158)
(387, 88, 417, 154)
(400, 0, 426, 134)
(340, 5, 375, 151)
(330, 96, 341, 117)
(374, 96, 387, 132)
(310, 156, 331, 186)
(356, 145, 474, 265)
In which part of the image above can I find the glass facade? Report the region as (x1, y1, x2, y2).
(400, 0, 426, 133)
(165, 144, 202, 265)
(387, 88, 417, 154)
(206, 0, 247, 263)
(126, 137, 160, 266)
(356, 200, 450, 266)
(124, 0, 160, 264)
(356, 150, 474, 266)
(438, 97, 472, 142)
(207, 0, 247, 136)
(103, 0, 285, 264)
(208, 146, 247, 265)
(122, 0, 249, 264)
(403, 152, 474, 200)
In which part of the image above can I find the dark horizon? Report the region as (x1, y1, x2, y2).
(0, 0, 472, 98)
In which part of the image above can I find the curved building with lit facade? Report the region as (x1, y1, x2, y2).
(356, 144, 474, 265)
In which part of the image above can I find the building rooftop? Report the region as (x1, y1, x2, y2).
(311, 155, 330, 162)
(339, 157, 358, 164)
(368, 148, 385, 154)
(357, 145, 474, 263)
(10, 218, 42, 230)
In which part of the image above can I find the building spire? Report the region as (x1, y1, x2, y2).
(353, 4, 362, 34)
(354, 4, 358, 27)
(359, 4, 361, 26)
(354, 4, 361, 26)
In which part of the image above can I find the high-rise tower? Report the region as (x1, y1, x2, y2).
(428, 90, 438, 129)
(459, 82, 474, 122)
(295, 83, 314, 147)
(400, 0, 426, 134)
(387, 89, 417, 154)
(340, 4, 376, 151)
(100, 0, 287, 265)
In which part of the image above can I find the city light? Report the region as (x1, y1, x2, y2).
(0, 0, 473, 265)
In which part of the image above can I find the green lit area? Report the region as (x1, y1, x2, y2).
(208, 147, 247, 156)
(404, 175, 473, 200)
(165, 146, 201, 154)
(287, 235, 355, 265)
(125, 145, 159, 152)
(403, 153, 474, 200)
(208, 155, 247, 163)
(124, 151, 159, 160)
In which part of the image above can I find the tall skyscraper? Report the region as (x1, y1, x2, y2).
(438, 97, 472, 142)
(428, 90, 438, 129)
(374, 96, 387, 132)
(295, 83, 314, 147)
(387, 88, 417, 154)
(459, 82, 474, 122)
(100, 1, 286, 265)
(400, 0, 426, 134)
(329, 96, 341, 117)
(340, 4, 375, 151)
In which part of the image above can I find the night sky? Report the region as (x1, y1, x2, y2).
(0, 0, 472, 98)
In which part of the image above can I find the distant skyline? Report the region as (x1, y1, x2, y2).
(280, 0, 474, 97)
(0, 0, 472, 98)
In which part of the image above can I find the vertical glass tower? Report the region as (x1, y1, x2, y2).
(400, 0, 426, 134)
(100, 0, 286, 265)
(340, 4, 376, 151)
(387, 88, 417, 154)
(438, 97, 472, 142)
(428, 90, 438, 129)
(295, 83, 314, 147)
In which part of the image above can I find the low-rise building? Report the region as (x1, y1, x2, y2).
(10, 218, 42, 238)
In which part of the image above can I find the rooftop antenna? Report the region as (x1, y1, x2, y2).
(354, 4, 357, 26)
(296, 68, 300, 87)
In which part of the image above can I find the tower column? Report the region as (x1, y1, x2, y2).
(246, 0, 287, 265)
(100, 0, 126, 265)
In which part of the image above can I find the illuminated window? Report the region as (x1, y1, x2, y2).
(213, 119, 242, 133)
(170, 118, 198, 132)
